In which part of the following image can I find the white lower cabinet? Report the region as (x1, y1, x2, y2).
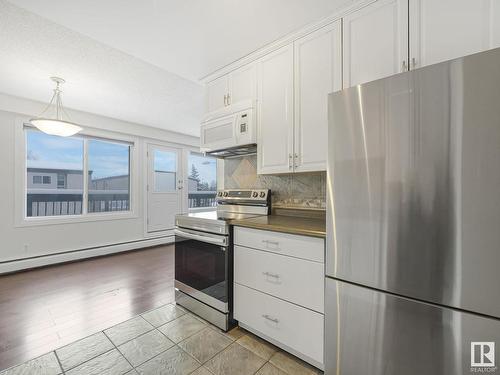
(233, 227, 325, 369)
(234, 245, 324, 313)
(234, 283, 324, 368)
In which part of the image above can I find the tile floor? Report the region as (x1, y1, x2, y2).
(0, 303, 323, 375)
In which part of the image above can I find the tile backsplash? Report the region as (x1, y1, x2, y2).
(224, 155, 326, 209)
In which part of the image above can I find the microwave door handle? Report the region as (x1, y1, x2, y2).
(174, 229, 227, 247)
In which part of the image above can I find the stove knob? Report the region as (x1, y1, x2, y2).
(223, 191, 229, 197)
(252, 191, 258, 198)
(260, 191, 266, 198)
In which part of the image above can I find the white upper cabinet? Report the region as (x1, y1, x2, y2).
(229, 63, 256, 106)
(205, 63, 256, 115)
(257, 44, 294, 174)
(343, 0, 409, 88)
(409, 0, 500, 69)
(206, 75, 228, 114)
(294, 21, 342, 172)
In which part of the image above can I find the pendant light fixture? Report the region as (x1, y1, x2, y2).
(30, 77, 82, 137)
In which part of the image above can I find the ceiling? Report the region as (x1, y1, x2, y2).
(2, 0, 353, 136)
(8, 0, 352, 81)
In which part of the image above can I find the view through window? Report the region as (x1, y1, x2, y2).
(188, 152, 217, 209)
(26, 128, 131, 218)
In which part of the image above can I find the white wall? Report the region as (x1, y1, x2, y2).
(0, 92, 200, 272)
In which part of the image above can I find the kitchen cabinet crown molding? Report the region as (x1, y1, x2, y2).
(200, 0, 376, 84)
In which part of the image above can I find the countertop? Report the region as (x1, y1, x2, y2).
(230, 208, 326, 238)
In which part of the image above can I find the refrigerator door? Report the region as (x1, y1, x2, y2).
(326, 47, 500, 317)
(325, 278, 500, 375)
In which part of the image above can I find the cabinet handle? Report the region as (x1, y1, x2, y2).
(224, 94, 227, 106)
(288, 154, 293, 170)
(411, 57, 417, 69)
(294, 153, 299, 168)
(262, 314, 279, 324)
(401, 60, 408, 72)
(262, 271, 280, 279)
(262, 239, 279, 246)
(227, 93, 231, 105)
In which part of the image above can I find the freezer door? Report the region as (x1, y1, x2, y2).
(326, 47, 500, 317)
(325, 278, 500, 375)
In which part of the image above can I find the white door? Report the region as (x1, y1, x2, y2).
(294, 20, 342, 173)
(409, 0, 500, 69)
(206, 75, 228, 113)
(147, 144, 183, 233)
(257, 44, 294, 174)
(229, 63, 257, 105)
(343, 0, 409, 88)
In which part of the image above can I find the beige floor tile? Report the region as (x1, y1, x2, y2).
(158, 314, 206, 343)
(256, 363, 288, 375)
(135, 346, 200, 375)
(269, 352, 322, 375)
(208, 325, 246, 341)
(141, 304, 186, 327)
(104, 317, 154, 346)
(190, 366, 214, 375)
(118, 330, 174, 367)
(0, 352, 62, 375)
(56, 332, 114, 371)
(205, 343, 266, 375)
(65, 349, 132, 375)
(236, 333, 278, 360)
(178, 328, 233, 363)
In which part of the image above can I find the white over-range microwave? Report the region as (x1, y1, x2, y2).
(200, 101, 256, 157)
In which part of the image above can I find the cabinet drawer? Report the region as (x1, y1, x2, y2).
(234, 227, 324, 263)
(234, 283, 324, 366)
(234, 245, 324, 313)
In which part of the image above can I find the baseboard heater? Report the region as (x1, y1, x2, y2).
(0, 236, 173, 274)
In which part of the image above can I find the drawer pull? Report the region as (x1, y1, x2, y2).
(262, 314, 279, 324)
(262, 271, 280, 279)
(262, 239, 280, 249)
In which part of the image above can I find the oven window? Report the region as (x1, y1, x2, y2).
(175, 236, 227, 303)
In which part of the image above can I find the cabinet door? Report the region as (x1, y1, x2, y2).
(206, 75, 228, 113)
(229, 63, 256, 105)
(294, 21, 342, 172)
(410, 0, 500, 69)
(257, 44, 294, 174)
(343, 0, 409, 88)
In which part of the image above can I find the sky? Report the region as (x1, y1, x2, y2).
(27, 130, 217, 184)
(27, 130, 130, 179)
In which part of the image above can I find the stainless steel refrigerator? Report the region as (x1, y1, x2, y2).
(325, 47, 500, 374)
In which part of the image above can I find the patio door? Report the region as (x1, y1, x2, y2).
(147, 144, 183, 233)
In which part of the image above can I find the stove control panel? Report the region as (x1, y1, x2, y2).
(216, 189, 270, 202)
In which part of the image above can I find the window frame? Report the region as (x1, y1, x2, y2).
(15, 120, 139, 227)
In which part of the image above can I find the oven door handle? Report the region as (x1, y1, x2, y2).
(174, 229, 228, 247)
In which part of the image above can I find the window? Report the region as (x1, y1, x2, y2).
(154, 150, 177, 192)
(88, 139, 130, 213)
(188, 152, 217, 209)
(25, 128, 132, 218)
(57, 174, 66, 189)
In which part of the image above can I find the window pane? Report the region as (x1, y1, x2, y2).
(88, 140, 130, 213)
(188, 153, 217, 209)
(26, 129, 84, 217)
(154, 150, 177, 192)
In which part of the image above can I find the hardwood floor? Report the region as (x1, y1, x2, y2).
(0, 245, 175, 371)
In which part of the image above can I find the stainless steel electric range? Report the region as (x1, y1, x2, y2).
(174, 189, 271, 331)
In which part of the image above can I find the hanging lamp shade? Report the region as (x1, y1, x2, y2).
(30, 77, 82, 137)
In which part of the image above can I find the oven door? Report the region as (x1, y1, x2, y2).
(174, 228, 230, 313)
